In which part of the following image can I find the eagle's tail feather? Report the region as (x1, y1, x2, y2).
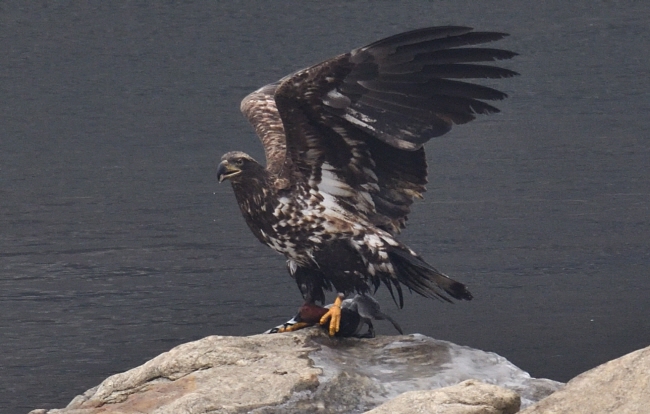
(387, 247, 473, 307)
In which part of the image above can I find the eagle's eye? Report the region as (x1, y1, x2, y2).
(234, 158, 244, 167)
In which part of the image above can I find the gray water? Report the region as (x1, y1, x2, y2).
(1, 1, 649, 413)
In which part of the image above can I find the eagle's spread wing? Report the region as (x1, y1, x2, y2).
(242, 26, 518, 234)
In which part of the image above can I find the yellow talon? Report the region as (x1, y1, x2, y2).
(319, 294, 343, 336)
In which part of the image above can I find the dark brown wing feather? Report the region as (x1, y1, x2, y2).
(243, 26, 518, 233)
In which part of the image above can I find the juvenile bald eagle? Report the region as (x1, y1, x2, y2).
(217, 26, 517, 335)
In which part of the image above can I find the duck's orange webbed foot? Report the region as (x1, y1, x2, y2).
(319, 294, 344, 336)
(276, 321, 312, 333)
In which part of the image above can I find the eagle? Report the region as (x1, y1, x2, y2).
(217, 26, 518, 335)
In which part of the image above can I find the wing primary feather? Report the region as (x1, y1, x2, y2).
(353, 26, 475, 57)
(356, 78, 509, 101)
(363, 90, 502, 120)
(416, 47, 518, 64)
(385, 32, 512, 62)
(420, 63, 519, 79)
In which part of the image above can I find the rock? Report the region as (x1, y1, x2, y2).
(365, 379, 520, 414)
(33, 333, 322, 414)
(519, 344, 650, 414)
(29, 329, 561, 414)
(309, 332, 561, 410)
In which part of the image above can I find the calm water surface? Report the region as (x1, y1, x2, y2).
(1, 2, 649, 412)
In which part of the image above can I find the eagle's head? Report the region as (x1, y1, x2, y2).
(217, 151, 261, 183)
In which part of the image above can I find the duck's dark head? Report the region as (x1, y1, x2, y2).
(217, 151, 262, 184)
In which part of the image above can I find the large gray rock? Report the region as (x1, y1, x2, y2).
(29, 329, 561, 414)
(519, 344, 650, 414)
(31, 333, 322, 414)
(365, 379, 521, 414)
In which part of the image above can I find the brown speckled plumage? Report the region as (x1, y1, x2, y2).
(218, 26, 517, 307)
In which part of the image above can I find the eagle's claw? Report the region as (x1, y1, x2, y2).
(319, 294, 344, 336)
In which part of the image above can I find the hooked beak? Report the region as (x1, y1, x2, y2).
(217, 160, 241, 183)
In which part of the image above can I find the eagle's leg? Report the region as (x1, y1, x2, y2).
(319, 293, 344, 336)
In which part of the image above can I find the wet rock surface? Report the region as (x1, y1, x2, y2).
(29, 329, 562, 413)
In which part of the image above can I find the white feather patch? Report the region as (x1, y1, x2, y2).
(365, 234, 383, 248)
(319, 193, 348, 219)
(346, 107, 377, 125)
(342, 113, 376, 132)
(287, 259, 298, 275)
(319, 163, 355, 197)
(323, 88, 351, 109)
